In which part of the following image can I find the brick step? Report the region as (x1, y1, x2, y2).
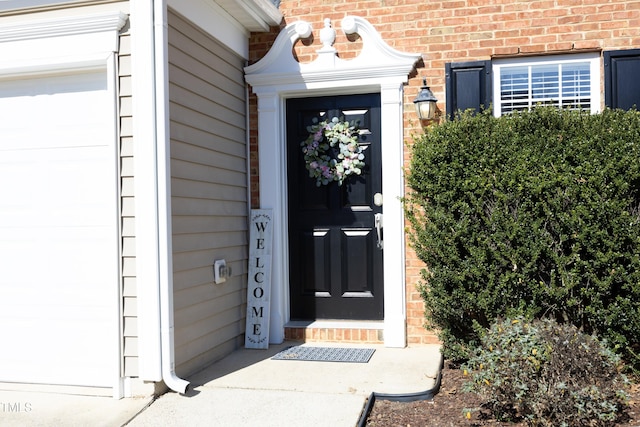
(284, 325, 384, 344)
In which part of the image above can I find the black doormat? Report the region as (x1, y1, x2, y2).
(272, 346, 375, 363)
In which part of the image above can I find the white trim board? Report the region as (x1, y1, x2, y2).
(0, 10, 126, 77)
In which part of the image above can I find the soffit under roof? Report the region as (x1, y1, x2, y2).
(215, 0, 281, 32)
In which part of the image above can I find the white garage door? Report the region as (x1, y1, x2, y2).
(0, 71, 119, 390)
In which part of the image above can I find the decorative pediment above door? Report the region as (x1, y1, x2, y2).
(245, 15, 421, 87)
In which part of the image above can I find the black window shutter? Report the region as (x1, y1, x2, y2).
(445, 60, 492, 118)
(604, 49, 640, 110)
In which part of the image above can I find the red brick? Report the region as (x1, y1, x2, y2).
(546, 42, 575, 51)
(558, 15, 584, 25)
(613, 10, 640, 20)
(573, 40, 603, 49)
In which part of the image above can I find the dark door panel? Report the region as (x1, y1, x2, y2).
(287, 93, 383, 320)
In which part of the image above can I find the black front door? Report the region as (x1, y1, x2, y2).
(287, 93, 383, 320)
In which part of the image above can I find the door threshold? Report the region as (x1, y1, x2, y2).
(285, 320, 384, 344)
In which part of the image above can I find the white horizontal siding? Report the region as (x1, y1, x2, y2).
(168, 8, 248, 376)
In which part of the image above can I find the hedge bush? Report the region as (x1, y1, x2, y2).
(462, 317, 629, 426)
(405, 107, 640, 369)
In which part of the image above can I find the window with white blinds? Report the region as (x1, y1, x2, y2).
(493, 54, 600, 116)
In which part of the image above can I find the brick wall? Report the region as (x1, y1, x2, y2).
(248, 0, 640, 345)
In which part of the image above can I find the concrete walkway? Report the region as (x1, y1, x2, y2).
(0, 390, 152, 427)
(0, 342, 442, 427)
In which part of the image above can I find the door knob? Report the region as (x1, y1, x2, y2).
(373, 192, 383, 206)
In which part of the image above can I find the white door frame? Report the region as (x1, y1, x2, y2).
(245, 16, 420, 347)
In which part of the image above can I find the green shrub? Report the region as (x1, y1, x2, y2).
(462, 317, 629, 426)
(405, 107, 640, 369)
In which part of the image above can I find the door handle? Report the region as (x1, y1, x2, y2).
(374, 213, 383, 249)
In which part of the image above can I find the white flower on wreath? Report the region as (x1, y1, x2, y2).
(300, 116, 365, 186)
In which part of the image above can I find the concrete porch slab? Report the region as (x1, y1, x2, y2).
(128, 342, 442, 427)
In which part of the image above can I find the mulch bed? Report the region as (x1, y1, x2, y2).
(365, 361, 640, 427)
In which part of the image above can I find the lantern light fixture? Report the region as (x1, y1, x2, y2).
(413, 78, 438, 120)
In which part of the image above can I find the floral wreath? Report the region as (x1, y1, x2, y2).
(300, 116, 365, 186)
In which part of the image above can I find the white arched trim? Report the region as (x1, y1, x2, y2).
(245, 16, 420, 347)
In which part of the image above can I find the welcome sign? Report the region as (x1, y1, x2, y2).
(245, 209, 273, 349)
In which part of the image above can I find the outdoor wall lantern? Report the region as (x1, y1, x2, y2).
(413, 78, 438, 120)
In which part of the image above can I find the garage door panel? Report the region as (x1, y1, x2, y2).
(1, 227, 116, 289)
(0, 73, 108, 152)
(0, 148, 115, 226)
(1, 318, 113, 385)
(0, 71, 119, 389)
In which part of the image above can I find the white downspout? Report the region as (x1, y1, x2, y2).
(153, 0, 190, 394)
